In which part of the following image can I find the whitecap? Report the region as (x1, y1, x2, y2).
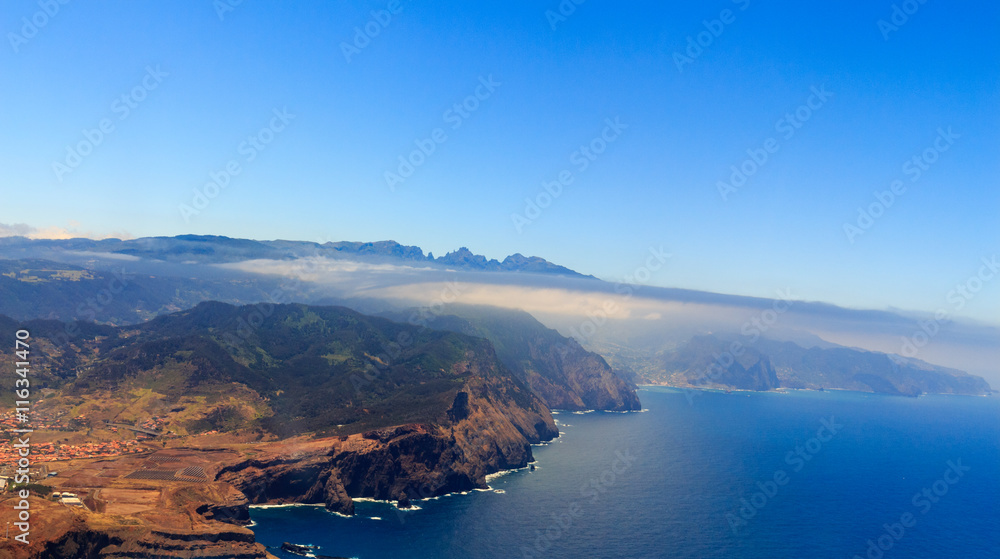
(485, 464, 534, 484)
(249, 503, 325, 509)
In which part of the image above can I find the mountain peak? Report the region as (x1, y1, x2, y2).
(0, 235, 593, 279)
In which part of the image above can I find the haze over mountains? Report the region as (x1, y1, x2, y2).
(1, 234, 997, 390)
(0, 234, 592, 277)
(0, 233, 994, 556)
(655, 334, 990, 396)
(0, 302, 578, 556)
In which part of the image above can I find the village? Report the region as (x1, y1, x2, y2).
(0, 438, 145, 467)
(0, 406, 223, 524)
(0, 407, 166, 487)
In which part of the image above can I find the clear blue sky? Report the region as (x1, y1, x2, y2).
(1, 1, 998, 323)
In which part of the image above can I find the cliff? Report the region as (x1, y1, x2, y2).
(0, 488, 275, 559)
(0, 303, 559, 557)
(219, 372, 557, 514)
(709, 356, 780, 391)
(394, 304, 642, 411)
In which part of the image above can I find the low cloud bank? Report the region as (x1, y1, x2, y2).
(221, 256, 1000, 386)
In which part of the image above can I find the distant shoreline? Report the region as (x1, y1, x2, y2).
(635, 384, 994, 398)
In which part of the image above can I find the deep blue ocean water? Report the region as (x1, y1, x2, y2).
(250, 388, 1000, 559)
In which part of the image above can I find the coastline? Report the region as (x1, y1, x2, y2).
(238, 406, 635, 548)
(636, 383, 992, 398)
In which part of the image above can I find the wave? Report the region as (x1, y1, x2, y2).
(485, 463, 535, 485)
(249, 503, 325, 509)
(352, 497, 423, 511)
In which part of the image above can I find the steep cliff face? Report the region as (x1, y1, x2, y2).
(0, 493, 274, 559)
(219, 371, 558, 514)
(746, 357, 780, 390)
(404, 305, 642, 411)
(0, 302, 562, 556)
(712, 357, 780, 391)
(517, 337, 642, 410)
(22, 302, 563, 440)
(73, 526, 269, 559)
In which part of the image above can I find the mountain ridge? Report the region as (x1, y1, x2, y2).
(0, 302, 568, 557)
(0, 235, 595, 278)
(383, 304, 642, 411)
(655, 333, 991, 396)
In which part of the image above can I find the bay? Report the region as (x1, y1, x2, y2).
(250, 388, 1000, 559)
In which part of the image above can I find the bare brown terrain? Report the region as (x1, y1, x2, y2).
(0, 444, 276, 559)
(1, 381, 554, 558)
(0, 302, 618, 557)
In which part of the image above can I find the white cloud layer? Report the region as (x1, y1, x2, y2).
(0, 222, 132, 240)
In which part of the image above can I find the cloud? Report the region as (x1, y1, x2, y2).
(363, 278, 1000, 384)
(0, 222, 132, 240)
(209, 255, 1000, 383)
(0, 223, 40, 237)
(363, 280, 720, 320)
(220, 256, 438, 284)
(63, 251, 141, 261)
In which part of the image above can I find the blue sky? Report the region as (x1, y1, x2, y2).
(1, 0, 998, 323)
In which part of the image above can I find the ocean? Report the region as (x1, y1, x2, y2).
(250, 387, 1000, 559)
